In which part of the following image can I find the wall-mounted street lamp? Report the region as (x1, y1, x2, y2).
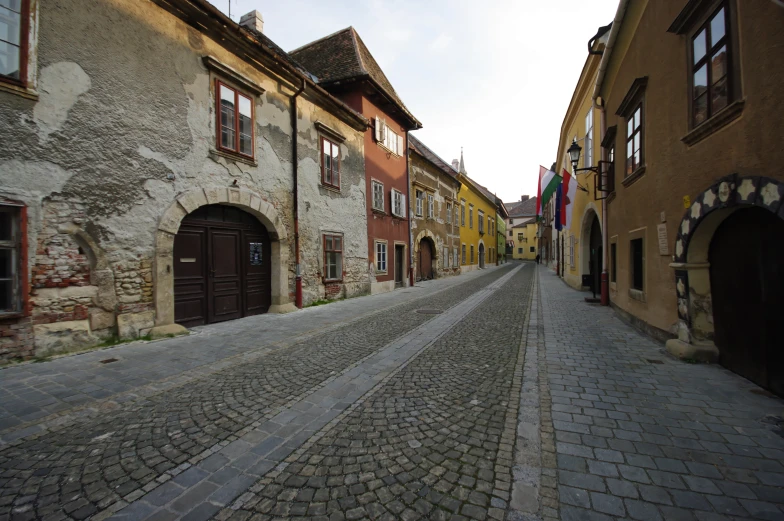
(567, 139, 612, 199)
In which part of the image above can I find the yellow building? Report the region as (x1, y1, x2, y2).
(455, 154, 498, 272)
(555, 27, 610, 293)
(511, 220, 538, 260)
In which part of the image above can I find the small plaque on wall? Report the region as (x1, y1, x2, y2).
(657, 224, 669, 255)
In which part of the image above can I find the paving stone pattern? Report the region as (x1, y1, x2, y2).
(537, 267, 784, 521)
(224, 264, 534, 521)
(0, 267, 514, 521)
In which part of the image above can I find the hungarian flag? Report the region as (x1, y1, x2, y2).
(536, 166, 561, 217)
(561, 169, 577, 229)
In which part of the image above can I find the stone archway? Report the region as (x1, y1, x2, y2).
(151, 187, 294, 337)
(578, 203, 601, 278)
(666, 174, 784, 362)
(414, 229, 438, 280)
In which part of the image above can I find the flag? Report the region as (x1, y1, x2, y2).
(536, 166, 562, 217)
(554, 184, 563, 231)
(562, 169, 577, 229)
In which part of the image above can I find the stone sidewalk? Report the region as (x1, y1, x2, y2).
(536, 266, 784, 521)
(0, 265, 505, 445)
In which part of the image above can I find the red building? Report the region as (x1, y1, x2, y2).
(291, 28, 422, 293)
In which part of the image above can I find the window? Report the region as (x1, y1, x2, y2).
(460, 201, 466, 226)
(509, 231, 513, 237)
(372, 180, 384, 212)
(517, 233, 524, 242)
(469, 205, 474, 229)
(321, 137, 340, 189)
(391, 190, 405, 218)
(443, 247, 449, 268)
(569, 236, 575, 268)
(1, 205, 21, 312)
(454, 206, 458, 226)
(585, 109, 594, 168)
(631, 238, 644, 291)
(0, 0, 28, 85)
(446, 203, 452, 224)
(461, 244, 466, 265)
(217, 82, 254, 158)
(478, 211, 484, 233)
(489, 217, 493, 236)
(530, 246, 535, 253)
(610, 243, 617, 283)
(453, 248, 458, 268)
(626, 104, 643, 176)
(509, 219, 513, 225)
(415, 189, 424, 217)
(691, 4, 732, 126)
(375, 241, 387, 273)
(427, 194, 434, 219)
(374, 117, 403, 155)
(324, 234, 343, 281)
(470, 245, 474, 264)
(518, 248, 523, 254)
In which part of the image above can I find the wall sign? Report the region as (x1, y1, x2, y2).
(250, 243, 262, 266)
(657, 224, 669, 255)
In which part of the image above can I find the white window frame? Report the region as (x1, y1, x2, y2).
(375, 240, 388, 273)
(375, 117, 403, 156)
(585, 109, 594, 168)
(453, 248, 458, 268)
(478, 210, 485, 233)
(391, 189, 405, 218)
(371, 180, 385, 212)
(460, 201, 466, 226)
(415, 189, 424, 217)
(446, 202, 452, 224)
(469, 205, 474, 229)
(427, 194, 434, 219)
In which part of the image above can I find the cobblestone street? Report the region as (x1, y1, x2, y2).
(1, 263, 783, 521)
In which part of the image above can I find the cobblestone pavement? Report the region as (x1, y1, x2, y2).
(221, 261, 534, 521)
(536, 266, 784, 521)
(0, 265, 518, 521)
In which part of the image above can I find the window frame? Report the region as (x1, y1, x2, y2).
(470, 245, 474, 264)
(323, 233, 344, 282)
(414, 189, 424, 217)
(375, 240, 388, 274)
(469, 205, 474, 229)
(461, 244, 466, 265)
(0, 0, 30, 88)
(427, 194, 434, 219)
(320, 136, 341, 190)
(625, 103, 644, 177)
(446, 202, 452, 224)
(630, 238, 645, 291)
(478, 210, 485, 234)
(585, 108, 594, 168)
(0, 204, 23, 315)
(215, 80, 255, 160)
(529, 246, 535, 253)
(391, 189, 405, 218)
(371, 180, 385, 213)
(460, 200, 466, 227)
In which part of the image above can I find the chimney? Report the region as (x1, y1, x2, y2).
(451, 159, 459, 171)
(521, 195, 529, 202)
(239, 10, 264, 33)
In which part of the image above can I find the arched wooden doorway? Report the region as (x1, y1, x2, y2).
(709, 206, 784, 396)
(588, 215, 602, 298)
(478, 243, 485, 268)
(418, 238, 434, 281)
(173, 204, 271, 327)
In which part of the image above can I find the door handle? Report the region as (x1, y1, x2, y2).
(210, 267, 216, 278)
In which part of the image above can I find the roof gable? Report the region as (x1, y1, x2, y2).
(505, 196, 538, 217)
(409, 135, 460, 183)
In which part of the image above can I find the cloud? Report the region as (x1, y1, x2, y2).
(429, 33, 453, 53)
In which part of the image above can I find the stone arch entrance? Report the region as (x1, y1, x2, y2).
(478, 242, 485, 269)
(152, 187, 294, 336)
(579, 204, 601, 284)
(414, 229, 438, 281)
(666, 175, 784, 392)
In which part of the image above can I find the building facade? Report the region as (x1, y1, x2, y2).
(496, 202, 508, 264)
(455, 157, 498, 272)
(0, 0, 371, 361)
(505, 196, 538, 261)
(597, 0, 784, 395)
(291, 27, 422, 294)
(408, 136, 461, 280)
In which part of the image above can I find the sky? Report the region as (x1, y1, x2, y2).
(208, 0, 619, 204)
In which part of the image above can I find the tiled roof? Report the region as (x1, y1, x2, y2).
(505, 196, 537, 217)
(409, 135, 460, 182)
(290, 27, 421, 129)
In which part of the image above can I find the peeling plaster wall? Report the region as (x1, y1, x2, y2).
(0, 0, 368, 360)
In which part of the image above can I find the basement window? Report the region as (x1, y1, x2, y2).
(0, 205, 21, 313)
(217, 81, 254, 159)
(630, 238, 644, 291)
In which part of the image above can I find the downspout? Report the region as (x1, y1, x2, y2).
(593, 0, 629, 307)
(292, 79, 306, 308)
(406, 132, 414, 287)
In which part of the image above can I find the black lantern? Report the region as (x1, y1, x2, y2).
(567, 139, 582, 172)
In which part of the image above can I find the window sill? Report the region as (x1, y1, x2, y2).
(324, 278, 343, 284)
(371, 208, 386, 216)
(321, 183, 342, 194)
(209, 148, 257, 167)
(621, 166, 646, 188)
(0, 81, 38, 101)
(629, 288, 646, 303)
(375, 270, 388, 275)
(378, 143, 401, 157)
(0, 311, 25, 321)
(681, 99, 745, 146)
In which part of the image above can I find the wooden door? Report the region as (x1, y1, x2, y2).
(174, 225, 208, 327)
(710, 207, 784, 396)
(208, 228, 242, 323)
(394, 245, 404, 288)
(589, 217, 602, 296)
(419, 240, 433, 280)
(479, 244, 485, 268)
(243, 230, 272, 316)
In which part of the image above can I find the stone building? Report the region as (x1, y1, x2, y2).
(0, 0, 371, 361)
(407, 136, 462, 280)
(290, 28, 422, 294)
(596, 0, 784, 395)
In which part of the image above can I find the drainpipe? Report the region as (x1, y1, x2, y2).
(406, 132, 414, 287)
(292, 79, 306, 308)
(598, 99, 609, 306)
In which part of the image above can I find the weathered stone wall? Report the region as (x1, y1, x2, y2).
(0, 0, 368, 360)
